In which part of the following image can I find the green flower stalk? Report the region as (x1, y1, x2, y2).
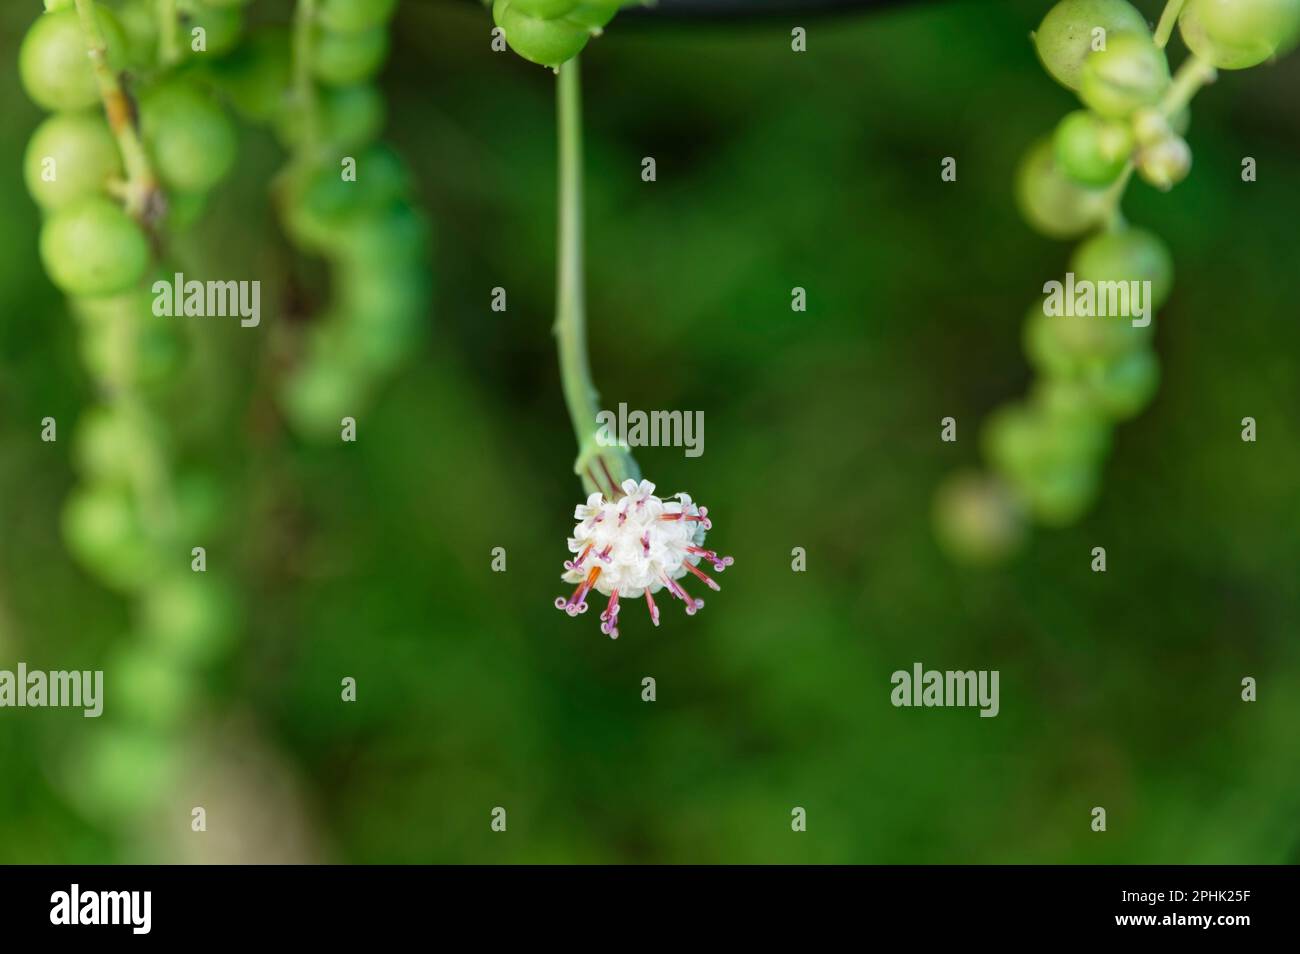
(547, 59, 733, 638)
(554, 58, 640, 499)
(493, 0, 644, 495)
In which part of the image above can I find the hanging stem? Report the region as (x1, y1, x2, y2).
(555, 59, 598, 448)
(1154, 0, 1185, 50)
(553, 59, 639, 499)
(1101, 162, 1135, 231)
(158, 0, 180, 65)
(1162, 55, 1217, 116)
(74, 0, 161, 221)
(292, 0, 322, 156)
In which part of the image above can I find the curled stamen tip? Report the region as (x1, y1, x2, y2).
(565, 604, 580, 617)
(554, 597, 567, 609)
(577, 602, 589, 614)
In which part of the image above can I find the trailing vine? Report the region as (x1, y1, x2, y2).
(270, 0, 431, 439)
(19, 0, 248, 823)
(934, 0, 1300, 565)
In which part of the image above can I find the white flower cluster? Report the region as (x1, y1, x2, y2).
(555, 479, 732, 639)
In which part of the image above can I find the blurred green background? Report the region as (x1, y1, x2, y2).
(1, 0, 1298, 863)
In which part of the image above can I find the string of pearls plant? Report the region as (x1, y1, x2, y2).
(19, 0, 246, 820)
(270, 0, 431, 439)
(935, 0, 1300, 565)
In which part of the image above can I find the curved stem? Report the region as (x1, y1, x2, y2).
(553, 59, 638, 498)
(1101, 162, 1135, 231)
(158, 0, 180, 65)
(555, 59, 598, 447)
(74, 0, 161, 222)
(1162, 55, 1217, 117)
(1154, 0, 1185, 50)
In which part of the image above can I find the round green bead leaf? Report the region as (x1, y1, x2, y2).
(40, 197, 150, 298)
(139, 79, 238, 194)
(1053, 109, 1134, 186)
(494, 0, 592, 68)
(1079, 31, 1171, 119)
(20, 7, 128, 111)
(1070, 227, 1174, 311)
(933, 471, 1028, 566)
(1180, 0, 1300, 69)
(24, 112, 123, 210)
(312, 25, 389, 86)
(1015, 137, 1111, 240)
(1032, 0, 1150, 90)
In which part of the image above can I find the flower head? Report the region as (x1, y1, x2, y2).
(555, 478, 733, 639)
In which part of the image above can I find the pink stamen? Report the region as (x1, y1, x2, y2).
(684, 561, 721, 591)
(600, 589, 621, 639)
(659, 507, 712, 530)
(644, 590, 660, 627)
(597, 544, 613, 563)
(641, 533, 650, 557)
(660, 573, 704, 616)
(564, 543, 594, 571)
(687, 546, 733, 572)
(554, 566, 601, 617)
